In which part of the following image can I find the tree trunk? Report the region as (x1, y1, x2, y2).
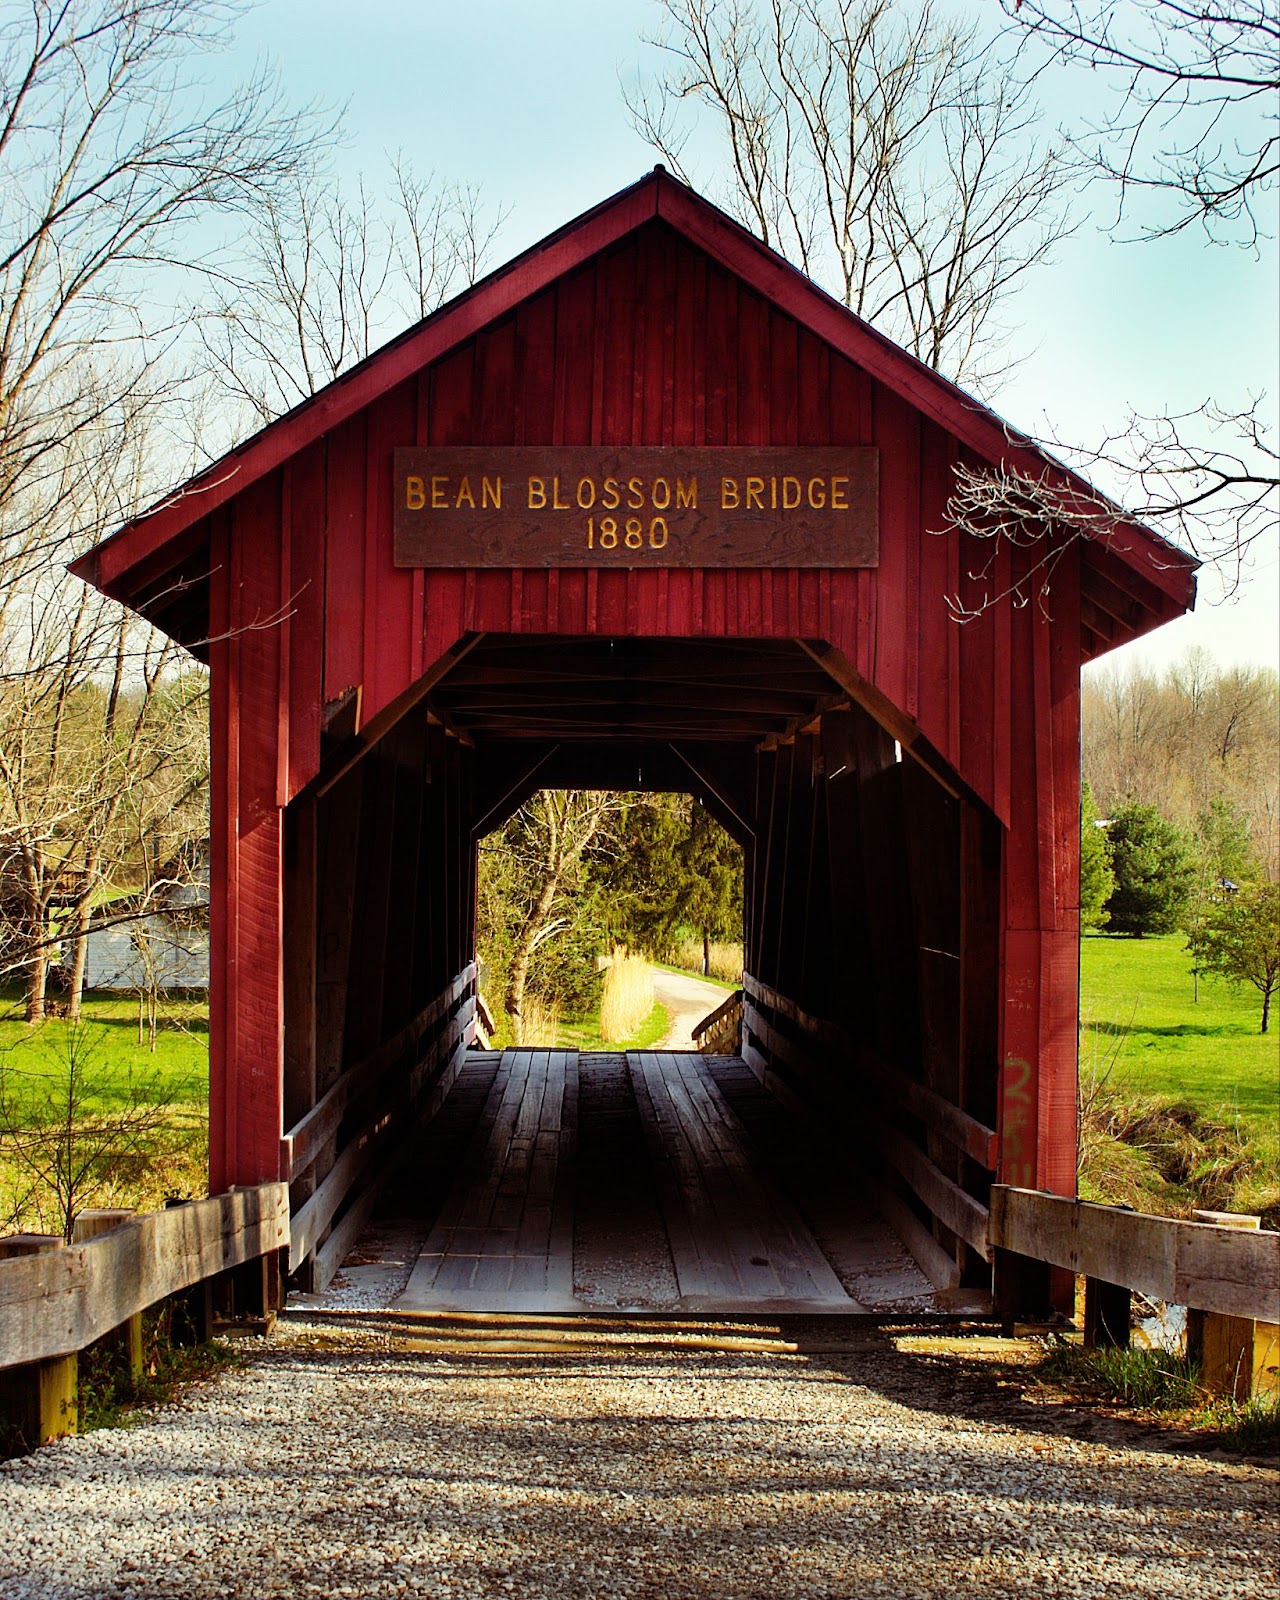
(25, 933, 47, 1024)
(702, 926, 711, 976)
(20, 852, 49, 1023)
(506, 872, 560, 1045)
(66, 902, 92, 1022)
(1262, 985, 1272, 1035)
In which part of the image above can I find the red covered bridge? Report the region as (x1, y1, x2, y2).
(73, 170, 1195, 1311)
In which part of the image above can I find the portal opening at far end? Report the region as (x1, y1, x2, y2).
(476, 788, 743, 1054)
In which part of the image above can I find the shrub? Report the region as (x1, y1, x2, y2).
(1078, 1064, 1279, 1228)
(667, 938, 744, 983)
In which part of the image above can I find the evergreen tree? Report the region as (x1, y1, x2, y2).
(678, 803, 744, 973)
(1080, 781, 1115, 930)
(603, 796, 743, 964)
(1103, 803, 1195, 937)
(1194, 796, 1257, 892)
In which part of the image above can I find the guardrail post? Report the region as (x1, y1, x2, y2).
(992, 1246, 1054, 1331)
(228, 1247, 283, 1332)
(0, 1235, 77, 1450)
(73, 1210, 143, 1387)
(1188, 1210, 1270, 1401)
(161, 1198, 218, 1346)
(1083, 1277, 1131, 1350)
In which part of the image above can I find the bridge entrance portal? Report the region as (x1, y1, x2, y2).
(73, 170, 1195, 1316)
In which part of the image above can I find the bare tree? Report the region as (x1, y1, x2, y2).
(1000, 0, 1279, 244)
(1081, 653, 1279, 877)
(0, 2, 326, 1026)
(478, 791, 627, 1045)
(198, 162, 506, 426)
(627, 0, 1074, 386)
(0, 575, 208, 1022)
(1, 0, 328, 592)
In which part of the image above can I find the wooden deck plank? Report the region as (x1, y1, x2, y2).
(643, 1052, 792, 1298)
(667, 1054, 828, 1301)
(647, 1054, 768, 1296)
(628, 1053, 751, 1302)
(398, 1049, 579, 1312)
(672, 1053, 850, 1300)
(399, 1048, 866, 1314)
(625, 1052, 717, 1294)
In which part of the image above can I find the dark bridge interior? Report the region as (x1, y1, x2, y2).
(284, 634, 1002, 1310)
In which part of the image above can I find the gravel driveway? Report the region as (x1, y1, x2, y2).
(1, 1316, 1275, 1600)
(651, 967, 732, 1049)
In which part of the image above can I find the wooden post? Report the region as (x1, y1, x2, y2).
(1253, 1321, 1280, 1400)
(170, 1278, 216, 1347)
(72, 1211, 143, 1388)
(1084, 1277, 1131, 1350)
(1187, 1211, 1268, 1400)
(160, 1199, 218, 1346)
(993, 1245, 1054, 1332)
(0, 1235, 77, 1450)
(228, 1246, 280, 1333)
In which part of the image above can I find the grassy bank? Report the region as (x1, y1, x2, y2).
(1079, 933, 1278, 1226)
(0, 991, 209, 1234)
(558, 1001, 670, 1052)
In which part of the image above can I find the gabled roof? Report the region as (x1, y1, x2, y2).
(72, 167, 1196, 651)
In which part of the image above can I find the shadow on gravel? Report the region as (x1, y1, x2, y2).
(278, 1310, 1268, 1469)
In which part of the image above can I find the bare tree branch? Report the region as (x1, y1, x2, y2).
(1000, 0, 1279, 243)
(943, 396, 1278, 615)
(627, 0, 1075, 388)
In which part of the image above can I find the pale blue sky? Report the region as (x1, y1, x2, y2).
(229, 0, 1278, 676)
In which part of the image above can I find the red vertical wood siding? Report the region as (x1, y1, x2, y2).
(204, 218, 1082, 1194)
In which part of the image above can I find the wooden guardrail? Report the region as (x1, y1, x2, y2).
(0, 1183, 289, 1452)
(284, 964, 477, 1286)
(740, 972, 995, 1291)
(692, 987, 743, 1053)
(990, 1185, 1280, 1398)
(990, 1186, 1280, 1321)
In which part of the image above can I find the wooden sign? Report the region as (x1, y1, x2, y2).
(393, 447, 878, 568)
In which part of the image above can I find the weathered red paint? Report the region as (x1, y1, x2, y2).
(71, 171, 1196, 1198)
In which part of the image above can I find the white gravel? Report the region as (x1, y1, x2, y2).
(0, 1318, 1275, 1600)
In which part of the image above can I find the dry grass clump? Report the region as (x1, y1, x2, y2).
(668, 939, 743, 983)
(518, 993, 561, 1046)
(599, 950, 655, 1042)
(1079, 1069, 1279, 1228)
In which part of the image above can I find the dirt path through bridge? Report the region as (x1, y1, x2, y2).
(651, 966, 732, 1050)
(1, 1316, 1274, 1600)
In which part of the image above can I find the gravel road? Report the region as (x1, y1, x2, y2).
(651, 967, 732, 1049)
(1, 1316, 1275, 1600)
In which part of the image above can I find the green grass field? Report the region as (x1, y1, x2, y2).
(0, 991, 209, 1118)
(0, 990, 210, 1234)
(1080, 933, 1278, 1131)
